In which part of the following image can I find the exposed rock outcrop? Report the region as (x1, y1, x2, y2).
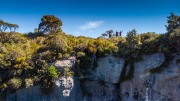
(83, 81, 118, 101)
(6, 57, 83, 101)
(81, 55, 124, 101)
(89, 55, 124, 83)
(152, 53, 180, 101)
(120, 53, 180, 101)
(6, 53, 180, 101)
(7, 77, 83, 101)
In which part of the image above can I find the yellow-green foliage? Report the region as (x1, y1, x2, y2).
(63, 68, 74, 77)
(77, 52, 85, 58)
(63, 53, 70, 59)
(0, 29, 178, 92)
(25, 78, 33, 88)
(45, 33, 68, 53)
(7, 78, 22, 90)
(0, 40, 39, 69)
(0, 13, 179, 92)
(48, 65, 59, 79)
(74, 36, 90, 52)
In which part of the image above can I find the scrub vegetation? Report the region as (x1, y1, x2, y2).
(0, 13, 179, 93)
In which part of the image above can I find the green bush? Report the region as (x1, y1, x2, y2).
(58, 53, 63, 59)
(140, 32, 159, 42)
(45, 34, 68, 54)
(77, 52, 85, 58)
(63, 53, 70, 59)
(48, 65, 59, 79)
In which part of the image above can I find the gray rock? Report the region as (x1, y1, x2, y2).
(121, 53, 165, 101)
(152, 53, 180, 101)
(6, 53, 180, 101)
(7, 77, 83, 101)
(54, 56, 76, 72)
(90, 55, 125, 83)
(121, 53, 180, 101)
(83, 80, 118, 101)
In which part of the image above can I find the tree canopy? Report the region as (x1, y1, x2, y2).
(38, 15, 62, 34)
(166, 13, 180, 34)
(0, 20, 19, 33)
(166, 13, 180, 51)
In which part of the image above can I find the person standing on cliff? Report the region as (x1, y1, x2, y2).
(109, 32, 112, 38)
(119, 30, 123, 37)
(116, 30, 118, 37)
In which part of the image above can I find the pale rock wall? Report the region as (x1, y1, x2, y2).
(153, 53, 180, 101)
(6, 53, 180, 101)
(120, 53, 180, 101)
(82, 55, 124, 101)
(83, 81, 118, 101)
(6, 77, 83, 101)
(90, 55, 124, 83)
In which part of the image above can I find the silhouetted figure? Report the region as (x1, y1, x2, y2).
(116, 31, 118, 37)
(119, 30, 123, 37)
(106, 30, 113, 38)
(105, 29, 113, 38)
(109, 32, 112, 38)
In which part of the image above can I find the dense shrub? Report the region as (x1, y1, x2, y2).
(45, 34, 68, 54)
(7, 78, 22, 90)
(63, 53, 70, 59)
(48, 65, 59, 79)
(77, 52, 86, 58)
(25, 78, 33, 88)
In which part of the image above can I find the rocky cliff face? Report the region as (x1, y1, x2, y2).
(152, 53, 180, 101)
(6, 53, 180, 101)
(6, 77, 83, 101)
(90, 55, 124, 83)
(120, 53, 180, 101)
(82, 55, 124, 101)
(6, 57, 83, 101)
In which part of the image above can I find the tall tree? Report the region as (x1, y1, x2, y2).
(101, 33, 107, 38)
(126, 29, 137, 38)
(126, 29, 137, 43)
(0, 20, 8, 33)
(9, 24, 19, 33)
(125, 29, 141, 49)
(0, 20, 19, 33)
(34, 28, 38, 33)
(38, 15, 62, 34)
(166, 13, 180, 34)
(166, 13, 180, 51)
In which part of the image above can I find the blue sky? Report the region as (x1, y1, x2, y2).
(0, 0, 180, 38)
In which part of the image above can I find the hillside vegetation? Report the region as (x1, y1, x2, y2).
(0, 13, 179, 94)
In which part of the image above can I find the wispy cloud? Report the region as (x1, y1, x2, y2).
(79, 21, 104, 31)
